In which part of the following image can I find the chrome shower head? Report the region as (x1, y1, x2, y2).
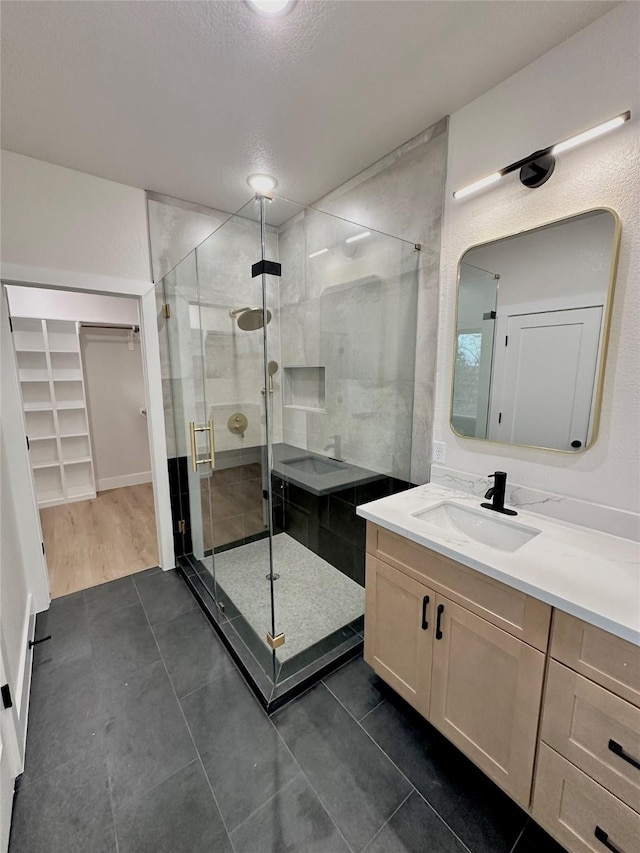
(229, 307, 272, 331)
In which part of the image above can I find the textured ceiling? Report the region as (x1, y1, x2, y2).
(1, 0, 618, 214)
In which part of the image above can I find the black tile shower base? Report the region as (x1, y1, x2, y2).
(10, 569, 567, 853)
(177, 560, 363, 713)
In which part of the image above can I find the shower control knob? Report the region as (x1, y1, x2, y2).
(228, 412, 248, 437)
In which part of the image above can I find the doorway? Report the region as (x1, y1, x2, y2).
(5, 285, 159, 597)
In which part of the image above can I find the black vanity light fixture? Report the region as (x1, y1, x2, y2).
(453, 110, 631, 200)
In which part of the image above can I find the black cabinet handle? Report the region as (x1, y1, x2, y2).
(608, 739, 640, 772)
(421, 596, 430, 630)
(595, 826, 624, 853)
(435, 604, 444, 640)
(28, 634, 51, 650)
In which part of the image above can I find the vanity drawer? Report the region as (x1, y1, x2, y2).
(541, 660, 640, 812)
(366, 524, 551, 650)
(551, 612, 640, 707)
(533, 744, 640, 853)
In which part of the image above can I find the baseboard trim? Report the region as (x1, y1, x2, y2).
(97, 472, 152, 492)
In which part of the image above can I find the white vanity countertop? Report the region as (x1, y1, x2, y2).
(357, 484, 640, 646)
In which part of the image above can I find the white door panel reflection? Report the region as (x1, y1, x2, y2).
(490, 307, 602, 450)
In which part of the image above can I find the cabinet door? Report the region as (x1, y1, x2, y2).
(429, 595, 545, 806)
(364, 556, 433, 717)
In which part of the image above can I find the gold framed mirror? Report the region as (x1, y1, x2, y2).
(451, 209, 621, 452)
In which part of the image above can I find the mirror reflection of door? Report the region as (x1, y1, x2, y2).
(452, 209, 619, 451)
(489, 307, 602, 449)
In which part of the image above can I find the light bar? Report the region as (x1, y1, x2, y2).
(453, 172, 502, 200)
(308, 248, 328, 259)
(453, 110, 630, 200)
(345, 231, 371, 244)
(552, 112, 630, 155)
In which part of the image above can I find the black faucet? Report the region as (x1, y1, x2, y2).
(481, 471, 518, 516)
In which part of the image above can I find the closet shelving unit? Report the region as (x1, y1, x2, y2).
(12, 318, 96, 508)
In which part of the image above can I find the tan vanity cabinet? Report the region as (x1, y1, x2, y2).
(364, 524, 551, 806)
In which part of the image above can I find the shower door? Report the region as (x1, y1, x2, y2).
(157, 198, 281, 682)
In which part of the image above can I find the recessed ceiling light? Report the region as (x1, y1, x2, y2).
(246, 0, 295, 17)
(247, 174, 278, 193)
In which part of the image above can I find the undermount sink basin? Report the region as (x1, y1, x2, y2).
(412, 501, 541, 552)
(282, 456, 347, 475)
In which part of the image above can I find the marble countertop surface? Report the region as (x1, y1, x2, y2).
(357, 483, 640, 646)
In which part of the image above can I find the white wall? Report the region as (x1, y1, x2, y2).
(1, 151, 150, 281)
(0, 155, 174, 570)
(434, 2, 640, 515)
(81, 329, 152, 491)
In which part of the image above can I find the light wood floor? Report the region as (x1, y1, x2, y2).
(41, 483, 159, 599)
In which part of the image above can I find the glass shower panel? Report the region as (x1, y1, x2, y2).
(191, 198, 279, 680)
(453, 263, 499, 439)
(159, 250, 216, 575)
(263, 197, 421, 686)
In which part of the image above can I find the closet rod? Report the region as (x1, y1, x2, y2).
(80, 323, 140, 332)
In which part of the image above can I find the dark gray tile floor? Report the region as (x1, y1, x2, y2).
(10, 570, 567, 853)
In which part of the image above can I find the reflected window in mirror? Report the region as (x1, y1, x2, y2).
(451, 209, 620, 452)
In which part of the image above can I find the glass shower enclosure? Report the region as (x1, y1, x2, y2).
(157, 194, 420, 709)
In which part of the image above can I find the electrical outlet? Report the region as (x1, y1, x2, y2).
(432, 441, 446, 464)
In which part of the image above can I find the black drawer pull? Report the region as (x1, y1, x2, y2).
(435, 604, 444, 640)
(595, 826, 624, 853)
(608, 739, 640, 772)
(28, 634, 52, 649)
(421, 596, 430, 630)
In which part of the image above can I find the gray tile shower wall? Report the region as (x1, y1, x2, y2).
(282, 117, 448, 485)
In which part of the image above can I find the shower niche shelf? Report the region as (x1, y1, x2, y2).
(283, 366, 326, 412)
(12, 317, 96, 508)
